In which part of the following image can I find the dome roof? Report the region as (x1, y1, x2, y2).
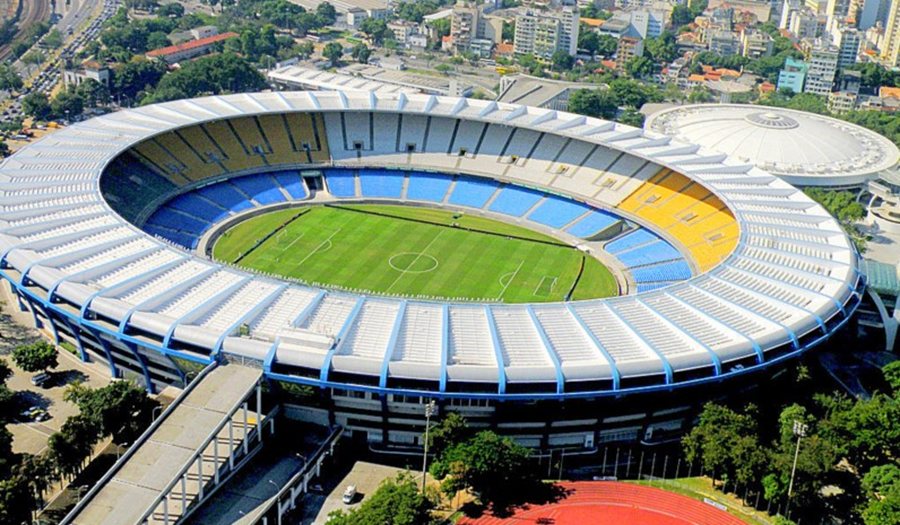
(645, 104, 900, 187)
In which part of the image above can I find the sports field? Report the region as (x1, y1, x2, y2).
(212, 205, 618, 303)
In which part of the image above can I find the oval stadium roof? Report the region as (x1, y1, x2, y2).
(645, 104, 900, 188)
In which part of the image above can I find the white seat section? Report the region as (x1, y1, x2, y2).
(58, 238, 159, 274)
(198, 280, 282, 331)
(154, 270, 245, 318)
(512, 133, 568, 183)
(322, 112, 354, 162)
(89, 250, 184, 288)
(114, 260, 211, 304)
(372, 113, 400, 154)
(637, 294, 741, 350)
(448, 307, 497, 367)
(36, 227, 134, 259)
(570, 303, 656, 363)
(548, 139, 597, 180)
(248, 288, 321, 340)
(424, 116, 456, 155)
(297, 294, 358, 337)
(551, 146, 620, 197)
(596, 156, 658, 206)
(337, 301, 401, 359)
(501, 127, 542, 169)
(344, 112, 371, 151)
(531, 306, 608, 364)
(490, 307, 550, 367)
(392, 303, 443, 364)
(609, 301, 704, 358)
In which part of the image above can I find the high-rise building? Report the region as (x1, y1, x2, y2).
(616, 37, 644, 72)
(883, 0, 900, 65)
(777, 56, 810, 92)
(449, 2, 503, 55)
(804, 45, 839, 94)
(854, 0, 890, 29)
(741, 29, 775, 58)
(630, 9, 669, 39)
(514, 7, 580, 57)
(825, 0, 855, 23)
(830, 24, 862, 67)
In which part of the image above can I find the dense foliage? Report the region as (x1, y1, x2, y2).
(326, 472, 438, 525)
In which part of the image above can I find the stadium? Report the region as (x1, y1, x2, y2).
(0, 90, 862, 450)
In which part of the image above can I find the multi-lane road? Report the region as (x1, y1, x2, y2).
(0, 0, 51, 61)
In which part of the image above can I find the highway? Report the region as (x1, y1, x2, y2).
(0, 0, 51, 61)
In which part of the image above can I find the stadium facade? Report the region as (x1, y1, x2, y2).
(0, 91, 862, 450)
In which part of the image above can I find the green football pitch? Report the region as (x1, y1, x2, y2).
(212, 205, 618, 303)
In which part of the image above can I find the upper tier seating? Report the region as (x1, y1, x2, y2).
(405, 172, 452, 202)
(447, 177, 499, 208)
(101, 153, 178, 223)
(359, 169, 404, 198)
(488, 185, 544, 217)
(617, 170, 738, 271)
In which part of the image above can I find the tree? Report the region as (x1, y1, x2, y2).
(44, 28, 64, 48)
(817, 393, 900, 471)
(863, 464, 900, 497)
(12, 341, 58, 373)
(51, 88, 86, 120)
(296, 40, 315, 59)
(863, 493, 900, 525)
(435, 63, 454, 75)
(326, 472, 437, 525)
(112, 59, 168, 101)
(568, 88, 618, 120)
(0, 475, 37, 525)
(683, 403, 761, 485)
(548, 50, 572, 71)
(884, 361, 900, 395)
(0, 63, 22, 92)
(644, 32, 678, 63)
(352, 43, 372, 64)
(156, 2, 185, 17)
(436, 431, 535, 507)
(316, 1, 337, 25)
(502, 20, 515, 42)
(359, 18, 390, 45)
(617, 108, 645, 127)
(142, 53, 267, 104)
(322, 41, 344, 67)
(65, 380, 159, 444)
(608, 78, 662, 109)
(625, 56, 653, 79)
(427, 412, 473, 460)
(48, 414, 100, 476)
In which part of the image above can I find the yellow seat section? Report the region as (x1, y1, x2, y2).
(155, 131, 223, 182)
(284, 113, 329, 163)
(230, 116, 271, 157)
(177, 125, 229, 175)
(132, 139, 190, 185)
(617, 169, 739, 271)
(203, 120, 265, 173)
(257, 114, 306, 166)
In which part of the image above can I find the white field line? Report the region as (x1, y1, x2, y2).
(296, 229, 341, 267)
(385, 229, 445, 294)
(497, 260, 525, 299)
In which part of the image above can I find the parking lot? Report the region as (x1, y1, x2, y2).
(6, 344, 111, 455)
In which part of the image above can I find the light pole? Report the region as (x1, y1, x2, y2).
(421, 400, 437, 493)
(152, 405, 163, 422)
(785, 420, 808, 518)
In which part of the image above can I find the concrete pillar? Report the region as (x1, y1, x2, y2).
(229, 420, 235, 470)
(214, 438, 220, 484)
(243, 403, 249, 455)
(257, 384, 263, 443)
(198, 455, 204, 500)
(164, 497, 169, 525)
(182, 477, 187, 511)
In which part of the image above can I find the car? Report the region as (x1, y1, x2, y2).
(342, 485, 357, 504)
(20, 406, 40, 420)
(31, 372, 50, 387)
(33, 409, 51, 422)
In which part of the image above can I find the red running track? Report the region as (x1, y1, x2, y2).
(458, 482, 749, 525)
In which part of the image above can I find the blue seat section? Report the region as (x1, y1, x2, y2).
(636, 282, 671, 293)
(325, 169, 357, 197)
(359, 169, 404, 198)
(274, 171, 308, 200)
(196, 183, 255, 213)
(488, 186, 545, 217)
(406, 172, 452, 202)
(144, 224, 198, 250)
(605, 229, 659, 254)
(631, 260, 692, 283)
(615, 240, 684, 268)
(448, 177, 500, 208)
(167, 193, 230, 223)
(527, 196, 590, 228)
(231, 174, 287, 205)
(566, 210, 619, 238)
(146, 208, 209, 235)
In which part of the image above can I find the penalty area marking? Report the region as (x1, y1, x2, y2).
(497, 260, 525, 299)
(296, 229, 340, 267)
(533, 275, 558, 298)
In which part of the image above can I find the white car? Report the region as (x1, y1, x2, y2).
(342, 485, 357, 504)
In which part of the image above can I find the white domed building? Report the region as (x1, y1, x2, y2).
(645, 104, 900, 189)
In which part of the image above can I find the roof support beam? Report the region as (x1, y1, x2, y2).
(526, 306, 564, 394)
(483, 306, 507, 395)
(379, 301, 407, 389)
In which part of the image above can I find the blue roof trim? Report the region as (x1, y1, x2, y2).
(82, 255, 188, 318)
(163, 276, 250, 348)
(123, 340, 156, 394)
(49, 246, 161, 302)
(526, 306, 565, 394)
(690, 283, 799, 351)
(118, 265, 219, 334)
(605, 303, 674, 384)
(565, 304, 620, 390)
(263, 338, 281, 373)
(439, 305, 449, 393)
(212, 284, 287, 356)
(665, 290, 763, 364)
(291, 290, 326, 327)
(483, 306, 507, 395)
(61, 317, 88, 361)
(636, 297, 722, 375)
(379, 301, 407, 389)
(320, 297, 365, 383)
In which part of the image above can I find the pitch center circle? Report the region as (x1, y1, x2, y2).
(389, 253, 439, 273)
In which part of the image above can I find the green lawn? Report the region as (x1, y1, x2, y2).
(213, 205, 618, 303)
